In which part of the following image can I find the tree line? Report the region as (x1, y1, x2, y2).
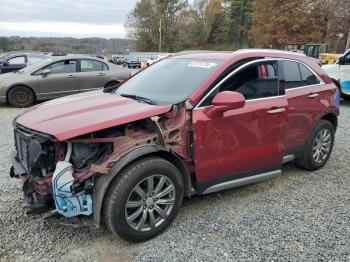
(126, 0, 350, 53)
(0, 36, 134, 54)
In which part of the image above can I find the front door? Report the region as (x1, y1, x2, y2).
(37, 59, 79, 99)
(192, 60, 288, 193)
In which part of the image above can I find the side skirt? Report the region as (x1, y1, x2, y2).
(202, 170, 281, 194)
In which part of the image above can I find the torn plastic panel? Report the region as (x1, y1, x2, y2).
(52, 142, 93, 218)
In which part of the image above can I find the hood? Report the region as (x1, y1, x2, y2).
(16, 90, 172, 141)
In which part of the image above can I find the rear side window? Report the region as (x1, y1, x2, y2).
(81, 59, 108, 72)
(8, 56, 25, 64)
(299, 64, 320, 85)
(280, 61, 301, 89)
(280, 60, 320, 90)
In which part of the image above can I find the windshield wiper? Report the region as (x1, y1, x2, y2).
(119, 93, 157, 105)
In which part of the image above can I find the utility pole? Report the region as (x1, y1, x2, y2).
(159, 18, 162, 53)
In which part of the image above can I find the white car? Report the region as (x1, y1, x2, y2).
(322, 49, 350, 100)
(147, 55, 169, 66)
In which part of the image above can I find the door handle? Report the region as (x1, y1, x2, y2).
(97, 73, 105, 76)
(267, 108, 286, 114)
(308, 93, 319, 98)
(68, 75, 76, 79)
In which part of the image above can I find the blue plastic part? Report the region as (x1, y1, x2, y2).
(52, 161, 93, 218)
(341, 81, 350, 93)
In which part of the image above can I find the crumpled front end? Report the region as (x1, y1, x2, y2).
(10, 124, 98, 217)
(10, 102, 193, 224)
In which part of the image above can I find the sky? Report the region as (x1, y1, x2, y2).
(0, 0, 137, 38)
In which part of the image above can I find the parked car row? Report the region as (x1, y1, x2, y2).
(10, 49, 339, 243)
(0, 55, 131, 107)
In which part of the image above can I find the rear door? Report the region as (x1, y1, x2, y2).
(281, 60, 325, 153)
(78, 59, 110, 92)
(36, 59, 78, 99)
(193, 59, 288, 193)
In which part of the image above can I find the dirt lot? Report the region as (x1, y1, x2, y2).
(1, 102, 350, 262)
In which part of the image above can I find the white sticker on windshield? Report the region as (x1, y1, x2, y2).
(188, 62, 217, 69)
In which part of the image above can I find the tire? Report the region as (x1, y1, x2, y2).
(341, 93, 350, 101)
(7, 85, 35, 108)
(105, 81, 119, 88)
(104, 157, 184, 242)
(296, 120, 335, 170)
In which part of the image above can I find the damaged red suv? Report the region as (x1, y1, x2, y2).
(11, 50, 339, 242)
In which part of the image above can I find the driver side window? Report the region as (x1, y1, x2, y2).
(200, 61, 280, 107)
(45, 60, 77, 74)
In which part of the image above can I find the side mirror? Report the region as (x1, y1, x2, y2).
(207, 91, 245, 118)
(339, 56, 345, 65)
(41, 69, 51, 76)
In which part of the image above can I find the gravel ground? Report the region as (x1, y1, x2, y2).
(1, 102, 350, 262)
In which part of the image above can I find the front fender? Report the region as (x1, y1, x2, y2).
(92, 144, 165, 227)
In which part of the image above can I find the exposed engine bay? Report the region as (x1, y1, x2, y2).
(10, 103, 193, 222)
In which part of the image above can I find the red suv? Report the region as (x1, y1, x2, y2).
(10, 50, 339, 242)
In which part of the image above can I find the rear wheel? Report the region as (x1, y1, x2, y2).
(296, 120, 335, 170)
(341, 93, 350, 101)
(104, 157, 184, 242)
(7, 85, 35, 108)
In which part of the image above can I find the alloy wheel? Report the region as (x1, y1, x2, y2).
(125, 175, 176, 232)
(312, 128, 332, 164)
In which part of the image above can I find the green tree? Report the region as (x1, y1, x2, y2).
(250, 0, 323, 48)
(227, 0, 253, 48)
(0, 37, 11, 52)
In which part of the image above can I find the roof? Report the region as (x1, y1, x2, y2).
(49, 55, 106, 61)
(171, 48, 311, 62)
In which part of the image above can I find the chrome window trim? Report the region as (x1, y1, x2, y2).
(279, 58, 325, 86)
(194, 58, 324, 110)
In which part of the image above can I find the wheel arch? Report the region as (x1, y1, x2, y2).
(321, 112, 338, 131)
(93, 145, 192, 227)
(331, 78, 342, 92)
(104, 80, 120, 88)
(6, 84, 37, 103)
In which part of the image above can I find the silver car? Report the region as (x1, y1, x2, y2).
(0, 56, 131, 107)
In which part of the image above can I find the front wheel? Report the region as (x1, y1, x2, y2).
(104, 157, 184, 242)
(341, 93, 350, 101)
(7, 85, 35, 107)
(296, 120, 335, 170)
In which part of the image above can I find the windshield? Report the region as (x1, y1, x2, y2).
(18, 58, 53, 73)
(116, 58, 222, 105)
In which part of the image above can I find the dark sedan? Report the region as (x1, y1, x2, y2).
(0, 51, 50, 74)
